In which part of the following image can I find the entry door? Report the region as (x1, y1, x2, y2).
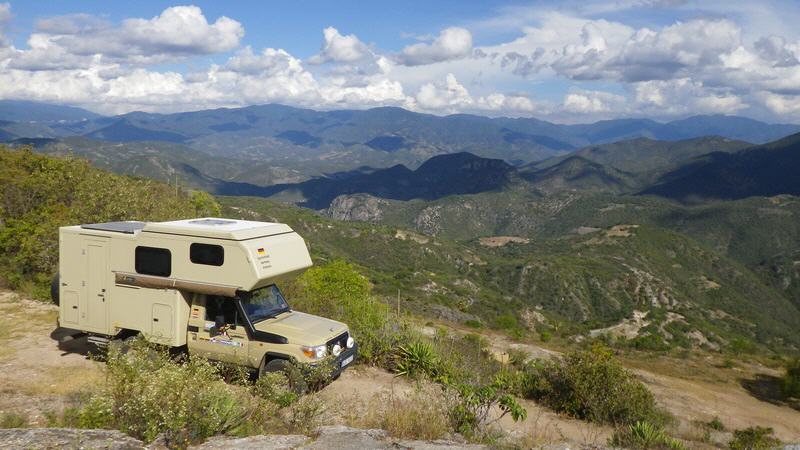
(85, 241, 108, 331)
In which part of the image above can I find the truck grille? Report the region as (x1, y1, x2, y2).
(327, 332, 349, 352)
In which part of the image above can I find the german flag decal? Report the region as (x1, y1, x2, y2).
(257, 247, 265, 255)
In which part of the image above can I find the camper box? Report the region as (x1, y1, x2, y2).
(57, 218, 313, 347)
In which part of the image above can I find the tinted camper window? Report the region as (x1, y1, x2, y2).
(190, 243, 224, 266)
(135, 246, 171, 277)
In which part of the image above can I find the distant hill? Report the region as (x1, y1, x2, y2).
(641, 133, 800, 201)
(258, 152, 515, 209)
(519, 156, 635, 194)
(0, 100, 101, 123)
(533, 136, 750, 174)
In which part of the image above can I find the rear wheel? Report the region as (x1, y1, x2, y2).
(50, 273, 60, 306)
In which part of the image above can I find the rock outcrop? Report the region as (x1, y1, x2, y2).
(0, 426, 489, 449)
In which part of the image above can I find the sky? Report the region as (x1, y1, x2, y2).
(2, 1, 800, 123)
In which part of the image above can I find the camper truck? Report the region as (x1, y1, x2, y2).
(53, 218, 357, 376)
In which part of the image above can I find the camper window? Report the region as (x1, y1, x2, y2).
(135, 246, 171, 277)
(190, 243, 224, 266)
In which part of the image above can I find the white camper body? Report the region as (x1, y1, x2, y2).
(57, 218, 313, 347)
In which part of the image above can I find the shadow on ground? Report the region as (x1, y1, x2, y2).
(49, 327, 98, 359)
(740, 374, 800, 411)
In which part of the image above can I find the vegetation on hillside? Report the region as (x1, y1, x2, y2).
(0, 145, 220, 298)
(223, 196, 800, 354)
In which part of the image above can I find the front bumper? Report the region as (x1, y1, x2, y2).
(331, 342, 358, 377)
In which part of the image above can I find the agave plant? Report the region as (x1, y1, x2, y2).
(394, 341, 443, 381)
(611, 421, 686, 450)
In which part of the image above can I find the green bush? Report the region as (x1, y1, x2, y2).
(520, 345, 664, 426)
(0, 412, 29, 428)
(729, 426, 781, 450)
(394, 341, 449, 382)
(706, 416, 726, 431)
(291, 260, 402, 366)
(782, 358, 800, 399)
(446, 376, 527, 438)
(610, 421, 685, 450)
(81, 339, 256, 447)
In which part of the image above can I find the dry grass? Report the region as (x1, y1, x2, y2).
(11, 366, 103, 397)
(342, 382, 451, 441)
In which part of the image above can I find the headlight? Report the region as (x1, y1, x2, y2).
(346, 336, 355, 348)
(301, 344, 327, 359)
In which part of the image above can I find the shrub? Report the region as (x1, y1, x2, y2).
(520, 345, 663, 426)
(610, 421, 686, 450)
(446, 376, 527, 438)
(292, 260, 401, 366)
(729, 426, 781, 450)
(539, 330, 553, 342)
(279, 394, 328, 435)
(81, 339, 256, 447)
(706, 416, 726, 432)
(782, 358, 800, 399)
(252, 372, 298, 408)
(0, 412, 28, 428)
(394, 341, 448, 382)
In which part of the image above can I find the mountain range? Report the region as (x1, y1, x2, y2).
(2, 100, 800, 177)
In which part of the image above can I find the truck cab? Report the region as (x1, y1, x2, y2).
(55, 218, 357, 376)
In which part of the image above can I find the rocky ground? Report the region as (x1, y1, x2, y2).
(1, 290, 799, 449)
(0, 426, 491, 450)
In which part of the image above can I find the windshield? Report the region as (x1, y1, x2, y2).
(240, 285, 290, 324)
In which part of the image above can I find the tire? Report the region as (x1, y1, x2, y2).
(262, 358, 308, 394)
(50, 273, 60, 306)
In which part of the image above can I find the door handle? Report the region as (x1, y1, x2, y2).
(153, 318, 159, 322)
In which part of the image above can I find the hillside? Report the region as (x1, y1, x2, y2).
(641, 133, 800, 201)
(0, 145, 220, 296)
(532, 136, 750, 175)
(0, 100, 101, 123)
(222, 195, 800, 353)
(261, 152, 515, 208)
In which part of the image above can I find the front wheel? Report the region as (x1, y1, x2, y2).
(262, 358, 308, 394)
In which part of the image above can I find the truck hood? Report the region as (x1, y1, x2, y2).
(254, 311, 347, 345)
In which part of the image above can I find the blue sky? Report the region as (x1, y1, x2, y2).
(2, 1, 800, 123)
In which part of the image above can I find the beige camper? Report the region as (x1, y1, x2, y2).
(53, 218, 357, 376)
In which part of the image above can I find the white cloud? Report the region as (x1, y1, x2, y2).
(397, 27, 473, 66)
(308, 27, 370, 64)
(15, 6, 243, 68)
(1, 2, 800, 122)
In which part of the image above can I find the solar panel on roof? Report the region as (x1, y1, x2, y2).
(81, 221, 146, 234)
(188, 219, 237, 226)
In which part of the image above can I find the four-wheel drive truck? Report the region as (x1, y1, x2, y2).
(53, 218, 357, 377)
